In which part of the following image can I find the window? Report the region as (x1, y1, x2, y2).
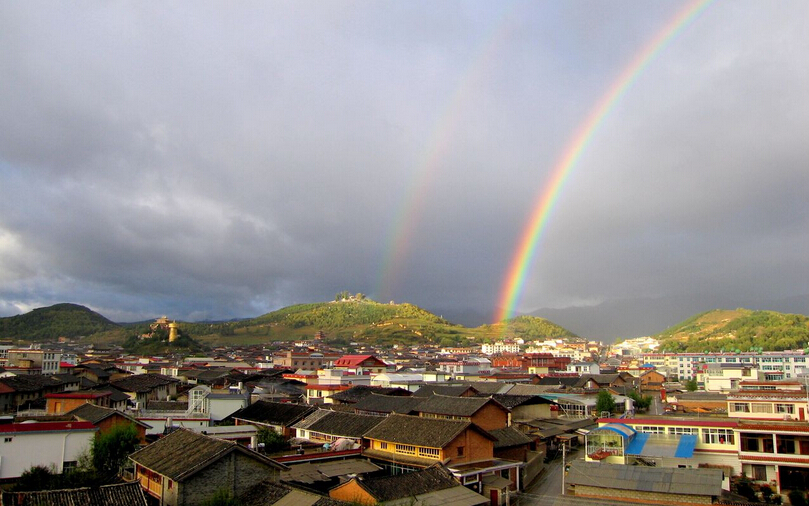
(636, 426, 665, 434)
(379, 442, 387, 450)
(776, 404, 795, 414)
(778, 436, 796, 454)
(752, 403, 773, 413)
(731, 403, 751, 413)
(741, 435, 759, 452)
(3, 437, 12, 443)
(669, 427, 696, 435)
(752, 465, 767, 481)
(457, 446, 464, 456)
(703, 429, 734, 445)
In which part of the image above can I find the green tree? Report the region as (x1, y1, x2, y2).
(595, 390, 616, 415)
(13, 465, 59, 491)
(91, 423, 141, 481)
(685, 378, 699, 392)
(256, 427, 289, 453)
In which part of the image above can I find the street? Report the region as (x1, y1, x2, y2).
(514, 446, 584, 505)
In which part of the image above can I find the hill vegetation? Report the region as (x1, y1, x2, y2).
(0, 303, 120, 340)
(657, 308, 809, 352)
(0, 298, 577, 347)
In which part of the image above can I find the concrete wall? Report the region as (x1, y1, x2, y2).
(575, 484, 713, 505)
(0, 429, 94, 478)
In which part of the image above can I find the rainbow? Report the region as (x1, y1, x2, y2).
(495, 0, 715, 324)
(376, 8, 514, 301)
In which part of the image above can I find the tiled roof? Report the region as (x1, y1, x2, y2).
(1, 482, 147, 506)
(352, 393, 424, 415)
(412, 385, 478, 397)
(66, 403, 151, 429)
(291, 410, 383, 438)
(130, 428, 285, 481)
(415, 394, 502, 417)
(0, 375, 63, 393)
(489, 394, 548, 409)
(146, 400, 188, 411)
(355, 464, 458, 502)
(364, 414, 492, 448)
(329, 385, 412, 404)
(110, 374, 178, 393)
(566, 461, 723, 497)
(90, 386, 132, 403)
(231, 401, 316, 426)
(240, 480, 346, 506)
(489, 427, 534, 449)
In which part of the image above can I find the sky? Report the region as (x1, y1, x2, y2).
(1, 1, 808, 332)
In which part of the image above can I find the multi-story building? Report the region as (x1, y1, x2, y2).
(641, 351, 808, 381)
(481, 341, 521, 355)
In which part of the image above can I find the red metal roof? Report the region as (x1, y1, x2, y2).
(0, 421, 96, 433)
(333, 355, 386, 367)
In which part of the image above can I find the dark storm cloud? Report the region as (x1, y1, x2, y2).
(0, 1, 807, 332)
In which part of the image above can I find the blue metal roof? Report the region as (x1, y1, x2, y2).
(625, 432, 649, 455)
(674, 434, 698, 458)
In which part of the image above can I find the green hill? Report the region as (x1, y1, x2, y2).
(0, 303, 121, 340)
(0, 299, 577, 347)
(656, 308, 809, 352)
(177, 299, 577, 346)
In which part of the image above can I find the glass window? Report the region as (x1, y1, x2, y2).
(703, 429, 735, 445)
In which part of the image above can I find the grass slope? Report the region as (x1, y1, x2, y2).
(185, 300, 576, 346)
(656, 308, 809, 352)
(1, 299, 577, 347)
(0, 303, 120, 340)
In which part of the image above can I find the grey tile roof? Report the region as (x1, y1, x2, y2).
(415, 394, 503, 417)
(489, 394, 548, 409)
(352, 393, 424, 415)
(291, 410, 384, 438)
(356, 464, 459, 502)
(239, 480, 346, 506)
(66, 403, 151, 429)
(1, 482, 147, 506)
(412, 385, 478, 397)
(232, 401, 316, 426)
(489, 427, 534, 449)
(129, 428, 285, 481)
(109, 374, 178, 393)
(364, 414, 491, 448)
(566, 461, 723, 497)
(329, 386, 412, 404)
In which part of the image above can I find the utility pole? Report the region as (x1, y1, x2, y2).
(561, 440, 567, 495)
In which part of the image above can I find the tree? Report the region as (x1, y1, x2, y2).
(595, 390, 616, 415)
(91, 423, 141, 481)
(13, 465, 59, 491)
(685, 378, 698, 392)
(256, 427, 289, 454)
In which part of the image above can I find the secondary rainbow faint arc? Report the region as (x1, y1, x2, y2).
(495, 0, 716, 324)
(376, 8, 514, 301)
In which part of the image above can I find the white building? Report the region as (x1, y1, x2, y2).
(0, 421, 96, 478)
(481, 341, 521, 355)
